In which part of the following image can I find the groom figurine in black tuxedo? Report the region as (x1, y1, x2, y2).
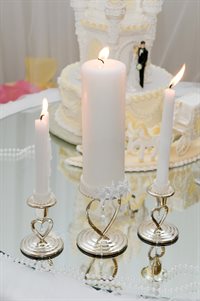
(137, 41, 148, 88)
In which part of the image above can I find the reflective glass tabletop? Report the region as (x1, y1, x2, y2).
(0, 105, 200, 300)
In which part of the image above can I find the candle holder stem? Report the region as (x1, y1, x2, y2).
(20, 193, 64, 260)
(43, 207, 48, 218)
(137, 184, 179, 246)
(77, 197, 128, 258)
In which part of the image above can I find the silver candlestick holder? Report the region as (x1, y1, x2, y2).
(20, 193, 64, 260)
(137, 184, 179, 246)
(77, 197, 128, 258)
(77, 180, 129, 258)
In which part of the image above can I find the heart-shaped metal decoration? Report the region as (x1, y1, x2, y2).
(86, 198, 121, 241)
(31, 217, 53, 242)
(151, 205, 168, 230)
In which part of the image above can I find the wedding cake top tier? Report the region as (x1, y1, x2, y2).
(71, 0, 164, 69)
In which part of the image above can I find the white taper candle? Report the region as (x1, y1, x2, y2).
(155, 88, 175, 192)
(154, 64, 185, 193)
(34, 99, 51, 202)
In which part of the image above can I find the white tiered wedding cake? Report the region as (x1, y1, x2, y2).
(55, 0, 171, 142)
(50, 0, 200, 170)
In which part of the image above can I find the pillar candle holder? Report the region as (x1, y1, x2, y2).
(20, 193, 64, 260)
(77, 180, 129, 258)
(137, 184, 179, 246)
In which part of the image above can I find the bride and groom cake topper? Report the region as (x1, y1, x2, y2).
(137, 41, 148, 88)
(128, 41, 148, 90)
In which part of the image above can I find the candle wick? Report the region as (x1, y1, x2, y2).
(98, 58, 104, 64)
(169, 84, 173, 89)
(40, 114, 45, 120)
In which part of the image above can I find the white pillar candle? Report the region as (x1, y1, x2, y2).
(154, 65, 185, 193)
(34, 98, 51, 202)
(81, 47, 126, 196)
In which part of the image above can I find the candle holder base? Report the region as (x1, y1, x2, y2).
(76, 193, 128, 258)
(137, 184, 179, 246)
(20, 234, 64, 260)
(138, 221, 179, 246)
(20, 194, 64, 260)
(77, 228, 127, 258)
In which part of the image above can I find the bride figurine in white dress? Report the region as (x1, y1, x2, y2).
(127, 45, 140, 92)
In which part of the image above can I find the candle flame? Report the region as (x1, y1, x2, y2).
(169, 64, 185, 88)
(40, 98, 48, 119)
(98, 47, 109, 63)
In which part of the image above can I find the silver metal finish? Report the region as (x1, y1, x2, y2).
(20, 234, 64, 260)
(77, 197, 128, 258)
(137, 184, 179, 246)
(138, 221, 179, 246)
(27, 192, 57, 208)
(147, 184, 175, 198)
(77, 228, 128, 258)
(20, 194, 64, 260)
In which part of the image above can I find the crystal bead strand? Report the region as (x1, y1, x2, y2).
(0, 145, 35, 161)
